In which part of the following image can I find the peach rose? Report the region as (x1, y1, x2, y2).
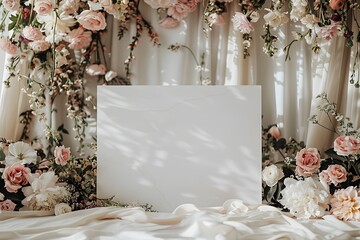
(2, 164, 30, 193)
(77, 10, 107, 31)
(334, 136, 360, 156)
(3, 0, 20, 12)
(22, 26, 44, 42)
(158, 17, 179, 28)
(268, 126, 281, 140)
(232, 12, 254, 34)
(295, 148, 321, 177)
(0, 199, 16, 211)
(54, 145, 71, 166)
(327, 164, 347, 186)
(329, 0, 346, 10)
(34, 0, 54, 15)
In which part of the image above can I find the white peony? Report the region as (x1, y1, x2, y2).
(22, 172, 69, 211)
(144, 0, 177, 9)
(5, 142, 37, 166)
(262, 165, 284, 187)
(280, 177, 330, 219)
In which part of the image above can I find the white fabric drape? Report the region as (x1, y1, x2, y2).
(0, 2, 359, 154)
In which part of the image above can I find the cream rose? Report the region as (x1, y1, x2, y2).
(34, 0, 54, 15)
(334, 136, 360, 156)
(77, 10, 107, 31)
(2, 164, 30, 193)
(54, 146, 71, 166)
(264, 10, 289, 28)
(55, 203, 72, 215)
(295, 148, 321, 177)
(262, 164, 284, 187)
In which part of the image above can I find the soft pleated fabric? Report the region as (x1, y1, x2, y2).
(0, 199, 359, 240)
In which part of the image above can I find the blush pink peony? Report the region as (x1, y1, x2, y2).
(34, 0, 54, 15)
(330, 186, 360, 221)
(65, 28, 92, 50)
(22, 26, 44, 42)
(0, 38, 17, 55)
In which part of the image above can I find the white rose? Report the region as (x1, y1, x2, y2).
(0, 192, 4, 201)
(262, 165, 284, 187)
(105, 70, 118, 81)
(144, 0, 177, 9)
(250, 11, 260, 23)
(264, 10, 289, 28)
(54, 203, 72, 216)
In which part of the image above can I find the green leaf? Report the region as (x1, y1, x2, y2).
(0, 148, 5, 161)
(274, 138, 287, 150)
(325, 148, 348, 162)
(8, 14, 19, 31)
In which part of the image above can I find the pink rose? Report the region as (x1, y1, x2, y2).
(334, 136, 360, 156)
(295, 148, 321, 177)
(86, 64, 106, 76)
(22, 26, 44, 42)
(34, 0, 54, 15)
(2, 0, 20, 12)
(2, 164, 30, 193)
(54, 145, 71, 166)
(232, 12, 254, 34)
(0, 38, 17, 55)
(158, 17, 179, 28)
(268, 126, 281, 140)
(77, 10, 107, 31)
(167, 3, 191, 21)
(327, 164, 347, 186)
(329, 0, 346, 10)
(0, 199, 16, 211)
(28, 40, 50, 52)
(64, 28, 92, 50)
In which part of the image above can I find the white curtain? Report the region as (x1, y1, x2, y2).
(0, 2, 358, 154)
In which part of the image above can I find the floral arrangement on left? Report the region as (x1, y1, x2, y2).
(0, 139, 98, 214)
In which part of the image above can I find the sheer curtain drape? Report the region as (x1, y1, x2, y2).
(0, 1, 358, 154)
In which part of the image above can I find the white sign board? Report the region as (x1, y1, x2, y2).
(97, 86, 261, 212)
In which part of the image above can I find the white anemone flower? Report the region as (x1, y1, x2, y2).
(5, 142, 37, 165)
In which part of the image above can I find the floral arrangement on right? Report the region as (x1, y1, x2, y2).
(262, 93, 360, 221)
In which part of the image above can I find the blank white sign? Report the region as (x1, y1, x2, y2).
(97, 86, 261, 212)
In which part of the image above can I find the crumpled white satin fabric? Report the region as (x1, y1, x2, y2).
(1, 199, 360, 240)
